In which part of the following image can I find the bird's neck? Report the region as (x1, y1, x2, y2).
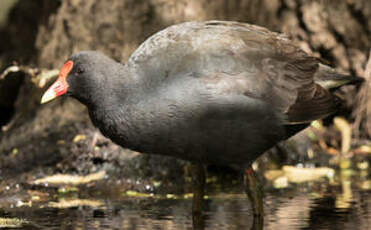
(86, 64, 150, 112)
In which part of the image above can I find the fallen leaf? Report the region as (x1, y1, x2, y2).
(73, 134, 86, 143)
(48, 199, 103, 208)
(353, 145, 371, 155)
(264, 170, 284, 181)
(0, 218, 27, 228)
(359, 180, 371, 190)
(273, 176, 289, 189)
(283, 166, 334, 183)
(357, 161, 369, 170)
(33, 171, 106, 185)
(125, 190, 152, 197)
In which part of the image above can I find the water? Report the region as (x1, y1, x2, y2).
(1, 177, 370, 230)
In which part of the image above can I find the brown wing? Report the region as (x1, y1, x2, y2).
(130, 20, 340, 124)
(204, 21, 341, 124)
(260, 56, 340, 124)
(286, 83, 340, 124)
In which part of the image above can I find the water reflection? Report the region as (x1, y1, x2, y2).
(0, 178, 370, 229)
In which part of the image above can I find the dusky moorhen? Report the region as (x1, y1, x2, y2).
(41, 21, 362, 223)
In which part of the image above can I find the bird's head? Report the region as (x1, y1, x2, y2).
(41, 51, 123, 107)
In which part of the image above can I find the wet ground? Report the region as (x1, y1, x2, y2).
(0, 167, 369, 230)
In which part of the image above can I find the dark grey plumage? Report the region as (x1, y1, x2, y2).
(64, 21, 361, 166)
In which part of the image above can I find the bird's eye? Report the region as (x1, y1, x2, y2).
(76, 66, 85, 74)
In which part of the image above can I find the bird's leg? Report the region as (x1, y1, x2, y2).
(244, 167, 264, 224)
(90, 131, 100, 151)
(191, 163, 205, 229)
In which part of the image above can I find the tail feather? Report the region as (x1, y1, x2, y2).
(314, 63, 364, 90)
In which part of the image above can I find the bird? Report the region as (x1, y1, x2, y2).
(40, 20, 362, 226)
